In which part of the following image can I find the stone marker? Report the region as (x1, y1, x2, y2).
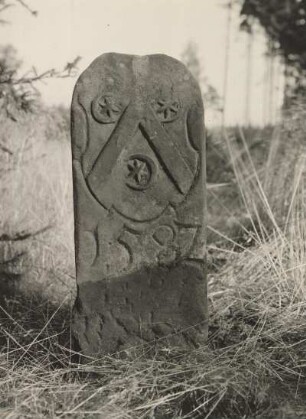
(71, 53, 207, 356)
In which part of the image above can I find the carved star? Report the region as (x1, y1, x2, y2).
(97, 96, 121, 119)
(154, 99, 180, 122)
(127, 159, 150, 186)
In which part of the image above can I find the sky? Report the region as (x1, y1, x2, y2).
(1, 0, 284, 126)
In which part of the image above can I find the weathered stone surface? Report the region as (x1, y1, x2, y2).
(71, 53, 207, 356)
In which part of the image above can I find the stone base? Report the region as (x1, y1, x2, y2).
(72, 260, 207, 356)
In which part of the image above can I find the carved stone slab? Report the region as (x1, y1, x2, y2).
(71, 53, 207, 355)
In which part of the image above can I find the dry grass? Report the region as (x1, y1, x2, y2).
(0, 107, 306, 418)
(0, 109, 75, 303)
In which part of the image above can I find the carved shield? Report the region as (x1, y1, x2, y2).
(72, 54, 203, 223)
